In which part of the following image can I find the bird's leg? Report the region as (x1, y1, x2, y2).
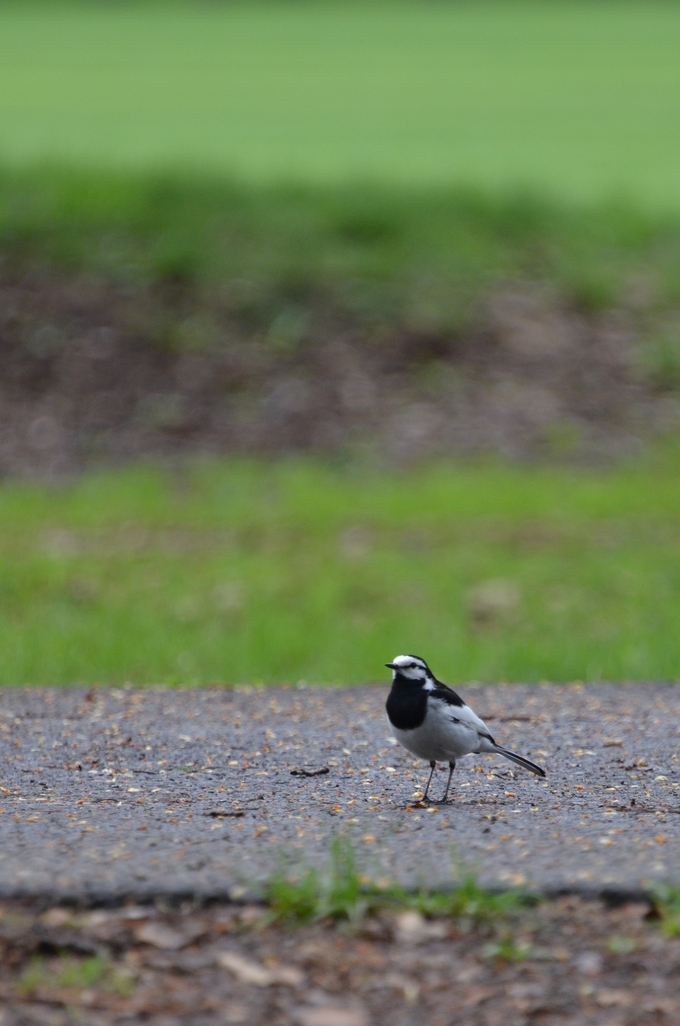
(441, 761, 456, 803)
(422, 761, 436, 802)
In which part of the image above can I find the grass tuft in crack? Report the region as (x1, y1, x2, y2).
(407, 875, 533, 924)
(267, 838, 368, 926)
(649, 886, 680, 936)
(265, 837, 531, 928)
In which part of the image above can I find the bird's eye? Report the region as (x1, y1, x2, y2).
(409, 662, 417, 668)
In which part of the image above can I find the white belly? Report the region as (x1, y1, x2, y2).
(388, 703, 483, 763)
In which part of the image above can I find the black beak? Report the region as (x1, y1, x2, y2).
(385, 662, 398, 670)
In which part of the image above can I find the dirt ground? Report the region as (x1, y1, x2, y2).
(0, 896, 679, 1026)
(1, 271, 677, 477)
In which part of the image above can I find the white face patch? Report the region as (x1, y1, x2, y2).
(389, 654, 430, 681)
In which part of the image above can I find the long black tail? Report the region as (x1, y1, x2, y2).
(494, 745, 546, 777)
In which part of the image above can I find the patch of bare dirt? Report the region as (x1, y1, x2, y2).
(0, 897, 679, 1025)
(1, 271, 677, 477)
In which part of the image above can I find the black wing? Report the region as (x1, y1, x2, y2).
(430, 681, 465, 708)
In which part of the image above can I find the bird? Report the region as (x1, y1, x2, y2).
(385, 654, 546, 803)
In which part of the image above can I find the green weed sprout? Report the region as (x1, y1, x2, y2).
(265, 836, 530, 928)
(649, 885, 680, 936)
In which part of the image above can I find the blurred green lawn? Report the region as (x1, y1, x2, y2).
(3, 2, 680, 687)
(2, 452, 680, 686)
(2, 1, 680, 204)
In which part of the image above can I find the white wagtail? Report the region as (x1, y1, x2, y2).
(385, 654, 546, 802)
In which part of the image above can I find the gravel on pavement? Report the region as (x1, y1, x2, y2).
(0, 683, 678, 902)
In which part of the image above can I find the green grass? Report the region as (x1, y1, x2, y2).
(650, 886, 680, 937)
(16, 954, 134, 998)
(2, 1, 680, 205)
(266, 837, 530, 927)
(4, 166, 680, 340)
(2, 451, 680, 685)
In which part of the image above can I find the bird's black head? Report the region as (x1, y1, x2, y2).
(385, 654, 433, 684)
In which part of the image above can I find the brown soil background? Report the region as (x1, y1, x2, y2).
(0, 897, 679, 1026)
(2, 270, 677, 477)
